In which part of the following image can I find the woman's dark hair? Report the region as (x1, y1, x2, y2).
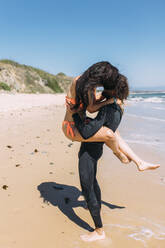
(103, 73, 129, 102)
(75, 61, 119, 110)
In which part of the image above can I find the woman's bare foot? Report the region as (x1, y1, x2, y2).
(80, 229, 105, 242)
(114, 151, 130, 164)
(137, 161, 160, 171)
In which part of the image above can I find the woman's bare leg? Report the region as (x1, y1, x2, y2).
(63, 124, 129, 163)
(115, 130, 160, 171)
(104, 130, 130, 163)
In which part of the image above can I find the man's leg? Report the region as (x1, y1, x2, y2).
(93, 161, 102, 209)
(79, 151, 103, 229)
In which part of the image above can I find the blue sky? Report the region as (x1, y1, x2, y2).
(0, 0, 165, 89)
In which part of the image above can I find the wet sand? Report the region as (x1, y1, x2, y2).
(0, 94, 165, 248)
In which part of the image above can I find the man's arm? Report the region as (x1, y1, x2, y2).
(72, 106, 107, 139)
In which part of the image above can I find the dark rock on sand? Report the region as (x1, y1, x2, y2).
(7, 145, 12, 148)
(2, 185, 8, 190)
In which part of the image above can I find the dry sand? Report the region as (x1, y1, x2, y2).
(0, 94, 165, 248)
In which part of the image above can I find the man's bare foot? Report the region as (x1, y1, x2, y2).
(80, 229, 105, 242)
(138, 161, 160, 171)
(114, 151, 130, 164)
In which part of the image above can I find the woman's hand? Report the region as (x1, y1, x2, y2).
(87, 96, 115, 113)
(66, 102, 78, 114)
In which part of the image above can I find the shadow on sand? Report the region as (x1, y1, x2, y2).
(37, 182, 125, 231)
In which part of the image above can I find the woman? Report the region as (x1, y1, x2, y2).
(62, 61, 159, 171)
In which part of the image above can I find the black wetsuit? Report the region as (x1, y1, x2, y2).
(78, 142, 104, 228)
(73, 100, 123, 139)
(72, 101, 123, 229)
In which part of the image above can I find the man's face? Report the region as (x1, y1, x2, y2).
(102, 89, 115, 99)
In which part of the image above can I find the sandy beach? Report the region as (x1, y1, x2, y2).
(1, 93, 165, 248)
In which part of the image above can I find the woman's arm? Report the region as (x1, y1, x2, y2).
(67, 75, 81, 98)
(87, 89, 114, 113)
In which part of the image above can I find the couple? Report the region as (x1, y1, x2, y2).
(62, 61, 160, 242)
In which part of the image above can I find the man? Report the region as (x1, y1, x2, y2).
(71, 91, 123, 242)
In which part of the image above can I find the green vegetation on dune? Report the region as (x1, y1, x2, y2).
(0, 82, 11, 91)
(29, 66, 63, 93)
(0, 59, 21, 68)
(0, 59, 72, 93)
(57, 72, 66, 76)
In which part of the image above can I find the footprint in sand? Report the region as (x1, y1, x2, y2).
(13, 208, 21, 213)
(69, 172, 75, 175)
(160, 177, 165, 184)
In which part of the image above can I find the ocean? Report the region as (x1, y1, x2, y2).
(102, 91, 165, 247)
(99, 91, 165, 248)
(121, 91, 165, 152)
